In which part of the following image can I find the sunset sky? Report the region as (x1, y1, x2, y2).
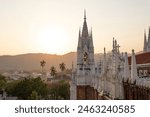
(0, 0, 150, 55)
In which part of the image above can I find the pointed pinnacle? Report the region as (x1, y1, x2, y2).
(104, 47, 106, 54)
(84, 9, 86, 20)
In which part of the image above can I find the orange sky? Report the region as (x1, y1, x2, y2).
(0, 0, 150, 55)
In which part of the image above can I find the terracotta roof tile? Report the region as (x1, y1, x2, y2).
(128, 52, 150, 65)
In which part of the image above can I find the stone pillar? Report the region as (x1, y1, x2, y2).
(131, 49, 138, 84)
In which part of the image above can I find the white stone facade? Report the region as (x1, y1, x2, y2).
(70, 12, 150, 100)
(70, 11, 97, 99)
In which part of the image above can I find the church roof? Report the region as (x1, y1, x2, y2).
(128, 51, 150, 65)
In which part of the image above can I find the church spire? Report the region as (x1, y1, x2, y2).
(84, 9, 86, 20)
(113, 37, 115, 50)
(77, 28, 82, 49)
(147, 27, 150, 51)
(123, 52, 130, 82)
(148, 27, 150, 40)
(102, 47, 106, 74)
(79, 28, 81, 37)
(89, 28, 94, 48)
(90, 27, 92, 37)
(82, 10, 88, 38)
(143, 30, 147, 52)
(131, 49, 138, 84)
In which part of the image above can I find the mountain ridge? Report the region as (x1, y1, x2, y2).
(0, 52, 102, 72)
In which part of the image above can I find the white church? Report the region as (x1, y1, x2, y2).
(70, 12, 150, 100)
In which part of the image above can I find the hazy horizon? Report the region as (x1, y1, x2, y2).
(0, 0, 150, 55)
(0, 51, 76, 56)
(0, 51, 104, 56)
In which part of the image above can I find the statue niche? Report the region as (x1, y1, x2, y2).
(83, 52, 88, 64)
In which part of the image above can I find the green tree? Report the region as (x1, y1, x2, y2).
(5, 77, 49, 100)
(5, 80, 19, 96)
(0, 74, 6, 91)
(40, 60, 46, 81)
(59, 62, 66, 78)
(40, 60, 46, 73)
(49, 82, 59, 99)
(50, 66, 57, 78)
(58, 80, 70, 100)
(49, 80, 70, 100)
(28, 90, 42, 100)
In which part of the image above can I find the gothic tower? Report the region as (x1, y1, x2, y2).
(143, 28, 150, 52)
(77, 10, 94, 75)
(70, 11, 97, 100)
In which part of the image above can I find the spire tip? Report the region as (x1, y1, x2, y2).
(84, 9, 86, 20)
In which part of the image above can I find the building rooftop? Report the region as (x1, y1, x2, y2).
(128, 51, 150, 65)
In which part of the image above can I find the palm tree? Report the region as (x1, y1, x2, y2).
(59, 62, 66, 78)
(50, 66, 57, 99)
(40, 60, 46, 81)
(50, 66, 57, 78)
(40, 60, 46, 73)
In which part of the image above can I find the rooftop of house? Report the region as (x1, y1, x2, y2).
(128, 51, 150, 65)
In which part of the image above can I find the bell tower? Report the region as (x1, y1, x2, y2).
(70, 11, 97, 100)
(77, 10, 95, 76)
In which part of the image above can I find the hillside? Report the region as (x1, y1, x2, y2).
(0, 52, 102, 72)
(0, 52, 76, 72)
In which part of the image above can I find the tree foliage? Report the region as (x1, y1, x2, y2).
(40, 60, 46, 73)
(5, 77, 48, 99)
(50, 66, 57, 77)
(40, 60, 46, 68)
(0, 74, 6, 91)
(5, 75, 70, 100)
(59, 62, 66, 79)
(59, 62, 66, 72)
(49, 80, 70, 100)
(28, 90, 42, 100)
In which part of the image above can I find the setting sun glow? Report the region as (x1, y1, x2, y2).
(0, 0, 150, 55)
(37, 26, 69, 54)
